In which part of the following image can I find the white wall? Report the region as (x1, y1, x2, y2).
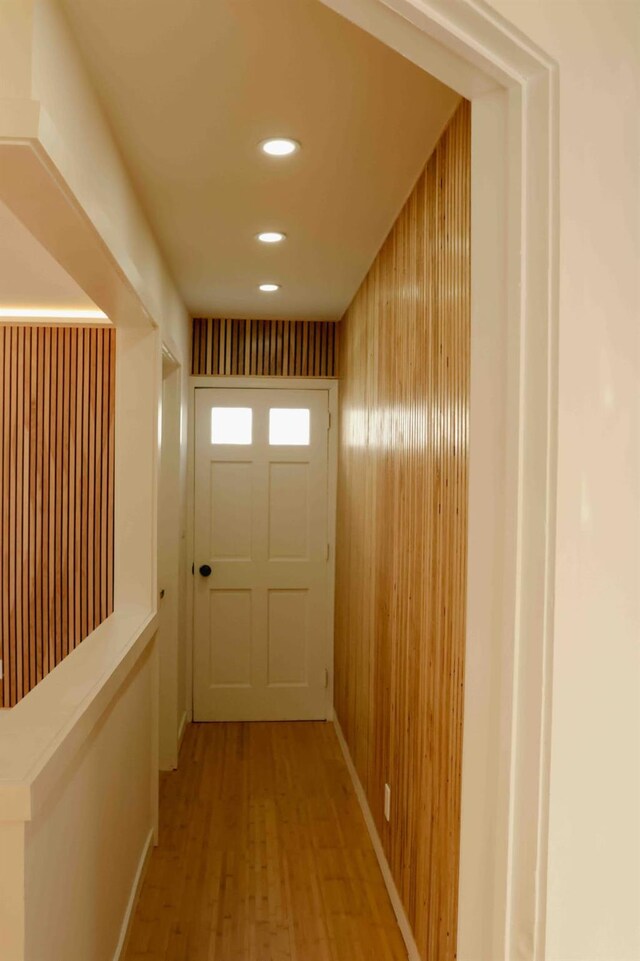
(486, 2, 640, 958)
(0, 1, 192, 957)
(23, 646, 155, 961)
(31, 0, 189, 355)
(29, 0, 192, 768)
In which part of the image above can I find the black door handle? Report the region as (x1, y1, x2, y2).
(199, 564, 212, 577)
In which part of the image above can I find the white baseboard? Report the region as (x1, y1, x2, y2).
(113, 827, 154, 961)
(177, 710, 188, 752)
(333, 717, 421, 961)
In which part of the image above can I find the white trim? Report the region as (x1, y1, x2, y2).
(333, 716, 419, 961)
(161, 339, 180, 376)
(158, 350, 185, 771)
(190, 375, 338, 390)
(187, 375, 339, 722)
(325, 384, 339, 717)
(0, 307, 107, 319)
(112, 827, 154, 961)
(177, 710, 188, 752)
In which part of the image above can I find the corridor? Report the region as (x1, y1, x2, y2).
(124, 722, 407, 960)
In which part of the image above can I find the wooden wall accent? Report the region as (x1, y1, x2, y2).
(0, 324, 115, 708)
(192, 317, 338, 378)
(334, 100, 470, 960)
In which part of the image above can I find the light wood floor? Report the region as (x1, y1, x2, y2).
(124, 722, 408, 961)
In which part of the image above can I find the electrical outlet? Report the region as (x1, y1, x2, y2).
(384, 783, 391, 822)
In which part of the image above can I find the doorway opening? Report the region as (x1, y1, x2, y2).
(193, 385, 336, 721)
(158, 345, 186, 770)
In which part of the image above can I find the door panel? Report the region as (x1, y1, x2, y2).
(210, 462, 253, 559)
(267, 589, 309, 685)
(268, 462, 309, 559)
(194, 387, 330, 721)
(209, 590, 252, 686)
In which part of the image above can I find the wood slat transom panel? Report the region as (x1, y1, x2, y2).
(192, 318, 338, 378)
(334, 100, 470, 961)
(0, 324, 115, 708)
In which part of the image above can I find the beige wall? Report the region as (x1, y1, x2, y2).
(31, 0, 189, 355)
(486, 2, 640, 958)
(0, 822, 25, 959)
(0, 1, 191, 957)
(29, 0, 191, 767)
(23, 647, 155, 961)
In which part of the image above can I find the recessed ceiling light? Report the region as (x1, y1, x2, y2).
(259, 283, 280, 293)
(260, 138, 300, 157)
(0, 307, 107, 319)
(257, 231, 286, 244)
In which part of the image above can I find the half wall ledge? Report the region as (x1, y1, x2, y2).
(0, 606, 159, 822)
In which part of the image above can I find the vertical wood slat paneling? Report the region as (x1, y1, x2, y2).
(191, 317, 339, 378)
(334, 100, 470, 961)
(0, 324, 115, 708)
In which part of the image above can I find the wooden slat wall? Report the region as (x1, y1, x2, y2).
(0, 324, 115, 708)
(192, 317, 338, 378)
(334, 100, 470, 961)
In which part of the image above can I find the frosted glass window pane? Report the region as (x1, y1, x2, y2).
(269, 408, 310, 446)
(211, 407, 252, 445)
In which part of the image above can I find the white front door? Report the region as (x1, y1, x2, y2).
(193, 387, 330, 721)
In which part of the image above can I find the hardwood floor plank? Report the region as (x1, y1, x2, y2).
(124, 722, 407, 961)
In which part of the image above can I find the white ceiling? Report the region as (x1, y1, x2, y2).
(0, 200, 102, 317)
(60, 0, 459, 321)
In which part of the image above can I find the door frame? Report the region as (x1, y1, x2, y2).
(314, 3, 558, 960)
(157, 343, 183, 770)
(186, 376, 339, 723)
